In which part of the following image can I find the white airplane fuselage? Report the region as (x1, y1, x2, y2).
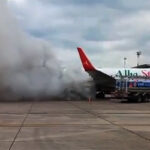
(99, 68, 150, 79)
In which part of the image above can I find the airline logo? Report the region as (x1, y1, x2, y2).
(142, 70, 150, 77)
(116, 70, 150, 78)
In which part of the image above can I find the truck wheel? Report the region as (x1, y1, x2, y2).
(137, 95, 142, 103)
(141, 95, 149, 102)
(144, 95, 149, 102)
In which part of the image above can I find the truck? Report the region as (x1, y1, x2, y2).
(113, 78, 150, 102)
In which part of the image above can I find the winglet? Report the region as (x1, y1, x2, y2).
(77, 47, 96, 71)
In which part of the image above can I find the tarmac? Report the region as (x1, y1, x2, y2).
(1, 99, 150, 150)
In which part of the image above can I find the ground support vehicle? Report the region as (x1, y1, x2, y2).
(113, 78, 150, 102)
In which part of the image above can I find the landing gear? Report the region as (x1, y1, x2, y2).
(96, 91, 105, 98)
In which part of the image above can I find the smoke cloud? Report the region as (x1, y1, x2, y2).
(0, 0, 93, 100)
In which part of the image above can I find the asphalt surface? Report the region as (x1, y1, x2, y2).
(1, 99, 150, 150)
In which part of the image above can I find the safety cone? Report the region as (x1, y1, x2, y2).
(88, 97, 92, 104)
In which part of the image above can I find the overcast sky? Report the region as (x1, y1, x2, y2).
(7, 0, 150, 68)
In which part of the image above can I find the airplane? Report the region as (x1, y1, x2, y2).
(77, 47, 150, 97)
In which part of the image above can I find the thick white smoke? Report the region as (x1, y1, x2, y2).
(0, 1, 93, 100)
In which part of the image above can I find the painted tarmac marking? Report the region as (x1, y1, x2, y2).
(68, 101, 150, 142)
(9, 102, 34, 150)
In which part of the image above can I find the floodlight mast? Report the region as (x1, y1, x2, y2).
(137, 51, 142, 66)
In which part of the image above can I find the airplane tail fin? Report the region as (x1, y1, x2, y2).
(77, 47, 96, 71)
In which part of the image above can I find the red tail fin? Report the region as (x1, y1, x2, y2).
(77, 47, 95, 71)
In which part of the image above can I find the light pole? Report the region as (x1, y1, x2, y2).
(137, 51, 142, 66)
(124, 57, 127, 68)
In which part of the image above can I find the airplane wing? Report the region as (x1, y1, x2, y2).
(77, 47, 116, 91)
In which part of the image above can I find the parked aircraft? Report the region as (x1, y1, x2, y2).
(77, 47, 150, 97)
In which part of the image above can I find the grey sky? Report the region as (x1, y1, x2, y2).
(7, 0, 150, 68)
